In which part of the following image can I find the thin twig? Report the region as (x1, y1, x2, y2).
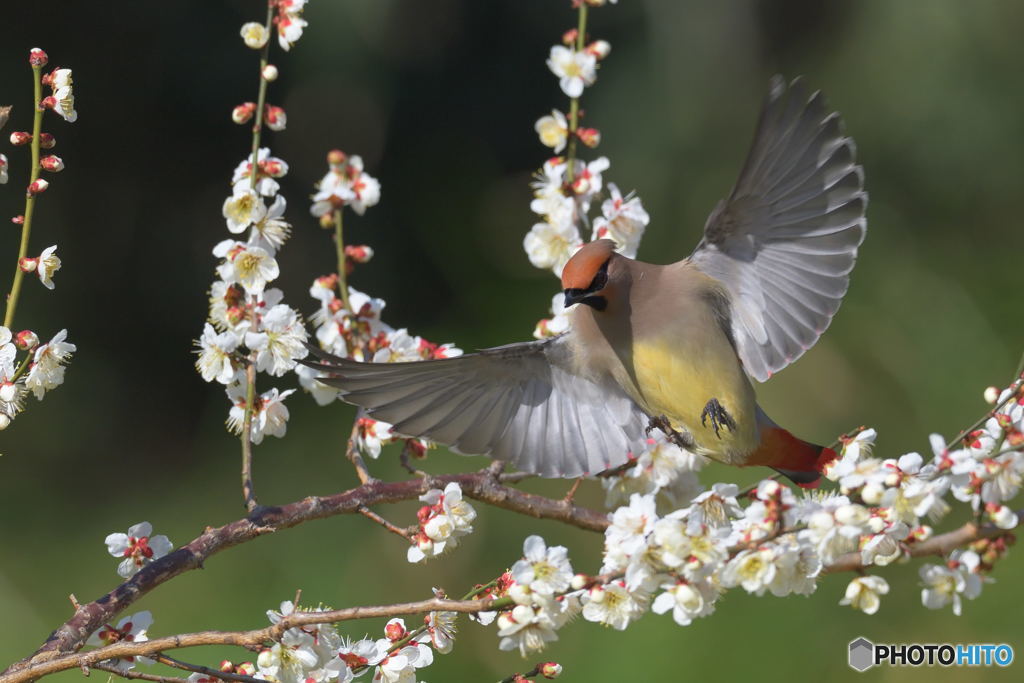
(240, 361, 259, 513)
(90, 663, 189, 683)
(154, 654, 264, 683)
(357, 505, 413, 540)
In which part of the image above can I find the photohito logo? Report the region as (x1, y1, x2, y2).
(848, 637, 1014, 671)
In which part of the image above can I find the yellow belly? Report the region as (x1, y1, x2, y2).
(629, 337, 758, 462)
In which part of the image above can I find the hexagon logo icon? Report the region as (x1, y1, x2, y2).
(849, 637, 875, 672)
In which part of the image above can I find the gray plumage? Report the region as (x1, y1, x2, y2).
(307, 336, 651, 478)
(690, 76, 867, 381)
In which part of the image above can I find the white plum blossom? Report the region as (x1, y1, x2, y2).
(372, 641, 433, 683)
(36, 245, 61, 289)
(535, 109, 569, 152)
(324, 637, 385, 683)
(232, 148, 289, 198)
(523, 220, 581, 276)
(839, 575, 889, 615)
(919, 550, 984, 616)
(250, 195, 292, 253)
(355, 417, 394, 459)
(257, 630, 319, 683)
(226, 385, 295, 444)
(408, 482, 476, 563)
(245, 304, 308, 376)
(581, 582, 646, 630)
(497, 603, 564, 656)
(222, 187, 267, 234)
(276, 0, 308, 51)
(311, 155, 381, 217)
(25, 329, 75, 400)
(240, 21, 269, 49)
(86, 611, 153, 670)
(652, 579, 718, 626)
(295, 363, 340, 405)
(721, 547, 777, 595)
(195, 323, 241, 384)
(511, 536, 573, 596)
(49, 68, 77, 123)
(591, 184, 649, 258)
(105, 522, 173, 579)
(214, 240, 280, 295)
(546, 46, 597, 98)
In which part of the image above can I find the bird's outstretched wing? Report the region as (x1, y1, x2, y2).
(305, 335, 651, 478)
(689, 75, 867, 382)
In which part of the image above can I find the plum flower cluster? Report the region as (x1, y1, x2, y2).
(455, 383, 1024, 660)
(296, 151, 463, 464)
(0, 48, 79, 431)
(253, 600, 452, 683)
(196, 8, 310, 445)
(407, 482, 477, 563)
(525, 3, 649, 336)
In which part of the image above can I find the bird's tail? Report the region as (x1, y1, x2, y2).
(747, 408, 838, 488)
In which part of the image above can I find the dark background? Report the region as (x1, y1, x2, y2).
(1, 1, 1021, 681)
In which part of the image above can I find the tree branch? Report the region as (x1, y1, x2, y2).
(3, 468, 605, 677)
(2, 597, 504, 683)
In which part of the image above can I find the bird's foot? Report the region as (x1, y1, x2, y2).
(700, 398, 736, 439)
(646, 415, 695, 449)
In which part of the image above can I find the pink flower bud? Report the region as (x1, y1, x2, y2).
(327, 149, 347, 165)
(9, 131, 31, 146)
(570, 573, 589, 590)
(416, 505, 433, 523)
(226, 306, 247, 327)
(18, 257, 38, 272)
(27, 178, 49, 195)
(235, 663, 256, 677)
(39, 133, 56, 149)
(11, 215, 24, 225)
(0, 382, 16, 403)
(561, 29, 578, 46)
(29, 48, 48, 67)
(983, 386, 1000, 405)
(539, 662, 563, 679)
(344, 244, 374, 264)
(39, 95, 57, 111)
(586, 40, 611, 59)
(15, 330, 38, 349)
(232, 102, 256, 125)
(384, 620, 406, 642)
(262, 64, 279, 82)
(218, 661, 234, 673)
(264, 105, 286, 131)
(40, 155, 64, 172)
(576, 127, 600, 148)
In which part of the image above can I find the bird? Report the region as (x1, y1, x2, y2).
(304, 76, 866, 486)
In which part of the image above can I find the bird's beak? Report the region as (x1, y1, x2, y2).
(563, 288, 586, 308)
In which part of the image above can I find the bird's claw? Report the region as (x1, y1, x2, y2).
(646, 415, 695, 449)
(700, 398, 736, 439)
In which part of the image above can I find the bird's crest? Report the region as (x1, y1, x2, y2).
(561, 239, 616, 290)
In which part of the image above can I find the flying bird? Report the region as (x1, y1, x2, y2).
(305, 76, 866, 486)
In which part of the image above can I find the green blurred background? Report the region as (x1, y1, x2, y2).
(1, 0, 1021, 680)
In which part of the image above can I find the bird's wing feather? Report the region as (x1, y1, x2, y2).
(306, 335, 651, 478)
(689, 75, 867, 382)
